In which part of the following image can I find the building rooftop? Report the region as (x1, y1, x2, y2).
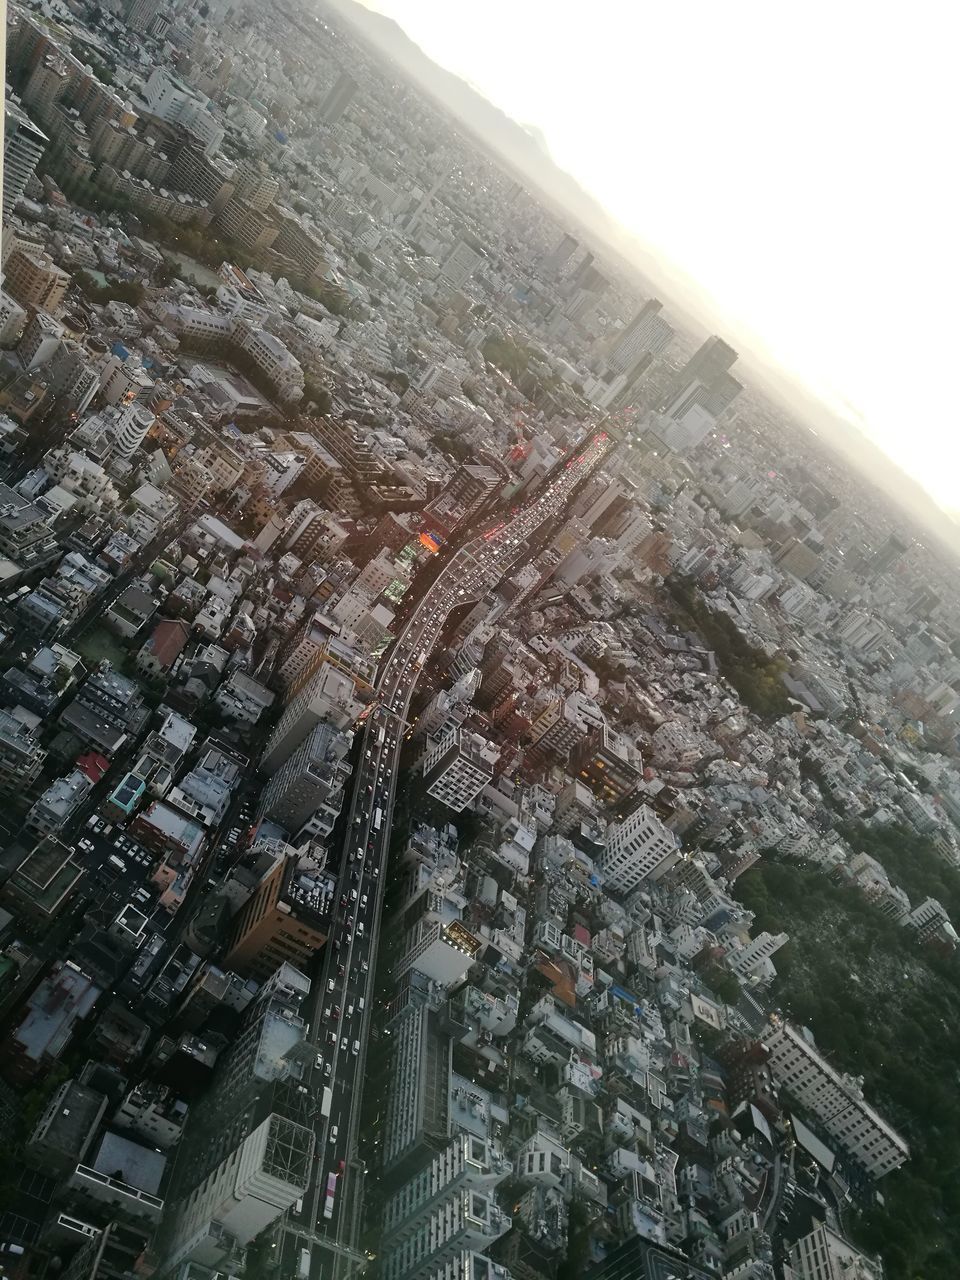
(91, 1130, 166, 1195)
(12, 961, 100, 1065)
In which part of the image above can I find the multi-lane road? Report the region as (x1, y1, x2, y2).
(282, 430, 613, 1278)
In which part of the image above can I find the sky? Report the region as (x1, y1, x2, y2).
(357, 0, 960, 515)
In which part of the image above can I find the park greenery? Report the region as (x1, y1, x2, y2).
(736, 857, 960, 1279)
(73, 270, 145, 307)
(666, 574, 792, 718)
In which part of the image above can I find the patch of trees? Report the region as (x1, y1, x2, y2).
(666, 575, 791, 718)
(73, 271, 144, 307)
(735, 859, 960, 1279)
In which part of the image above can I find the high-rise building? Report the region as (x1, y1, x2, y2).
(157, 965, 316, 1272)
(424, 461, 503, 534)
(788, 1224, 881, 1280)
(222, 848, 330, 980)
(570, 725, 643, 807)
(660, 336, 739, 420)
(263, 650, 368, 773)
(439, 236, 485, 289)
(868, 532, 910, 576)
(382, 995, 472, 1179)
(382, 1137, 513, 1280)
(320, 71, 357, 123)
(3, 99, 48, 218)
(600, 804, 680, 893)
(760, 1021, 909, 1177)
(0, 290, 27, 344)
(258, 721, 352, 840)
(542, 232, 578, 274)
(583, 1236, 714, 1280)
(608, 299, 674, 376)
(726, 930, 789, 980)
(422, 727, 500, 813)
(525, 692, 605, 772)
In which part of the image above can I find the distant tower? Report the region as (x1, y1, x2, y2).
(543, 232, 578, 274)
(608, 299, 674, 375)
(403, 164, 452, 238)
(869, 533, 910, 576)
(660, 335, 741, 420)
(320, 72, 357, 124)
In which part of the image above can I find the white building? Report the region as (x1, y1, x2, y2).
(761, 1022, 909, 1178)
(142, 68, 224, 155)
(601, 804, 680, 894)
(726, 931, 789, 983)
(788, 1224, 881, 1280)
(234, 323, 304, 403)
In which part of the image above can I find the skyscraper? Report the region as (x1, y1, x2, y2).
(660, 336, 740, 420)
(222, 847, 330, 980)
(320, 71, 357, 124)
(608, 299, 674, 376)
(543, 232, 578, 274)
(600, 804, 680, 893)
(3, 100, 48, 219)
(157, 965, 316, 1272)
(382, 1137, 513, 1280)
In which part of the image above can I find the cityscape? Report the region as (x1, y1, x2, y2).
(0, 4, 954, 1280)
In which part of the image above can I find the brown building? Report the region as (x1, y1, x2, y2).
(222, 852, 329, 981)
(4, 246, 70, 314)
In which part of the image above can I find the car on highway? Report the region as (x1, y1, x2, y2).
(329, 1125, 339, 1144)
(340, 1036, 348, 1050)
(315, 1053, 324, 1069)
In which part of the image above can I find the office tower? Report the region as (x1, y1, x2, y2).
(424, 461, 503, 534)
(320, 71, 357, 124)
(222, 848, 329, 980)
(3, 100, 48, 219)
(258, 721, 352, 839)
(660, 336, 739, 420)
(543, 231, 578, 273)
(264, 651, 368, 773)
(869, 532, 910, 576)
(382, 1137, 513, 1280)
(526, 692, 605, 771)
(570, 725, 643, 807)
(608, 299, 674, 376)
(0, 6, 6, 241)
(760, 1021, 909, 1176)
(439, 235, 486, 289)
(583, 1237, 715, 1280)
(600, 804, 680, 893)
(569, 251, 594, 285)
(789, 1225, 881, 1280)
(404, 164, 452, 238)
(124, 0, 156, 31)
(157, 965, 316, 1272)
(422, 727, 500, 812)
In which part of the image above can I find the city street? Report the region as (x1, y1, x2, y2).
(280, 431, 612, 1278)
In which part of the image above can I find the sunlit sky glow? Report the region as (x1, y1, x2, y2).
(357, 0, 959, 513)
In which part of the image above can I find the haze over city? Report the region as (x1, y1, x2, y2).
(355, 0, 960, 519)
(2, 1, 960, 1279)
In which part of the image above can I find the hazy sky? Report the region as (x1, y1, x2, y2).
(358, 0, 959, 513)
